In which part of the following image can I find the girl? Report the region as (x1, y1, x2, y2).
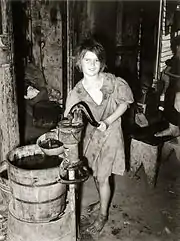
(64, 38, 134, 235)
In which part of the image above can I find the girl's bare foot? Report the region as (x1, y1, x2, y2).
(86, 213, 108, 236)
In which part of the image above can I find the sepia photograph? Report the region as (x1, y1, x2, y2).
(0, 0, 180, 240)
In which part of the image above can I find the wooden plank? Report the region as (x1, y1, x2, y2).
(0, 0, 8, 33)
(0, 0, 19, 161)
(0, 63, 19, 161)
(161, 50, 172, 57)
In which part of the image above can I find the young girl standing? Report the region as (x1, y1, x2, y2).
(64, 38, 134, 235)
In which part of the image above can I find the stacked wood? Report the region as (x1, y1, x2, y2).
(159, 0, 173, 73)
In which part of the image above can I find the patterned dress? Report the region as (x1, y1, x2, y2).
(64, 73, 134, 181)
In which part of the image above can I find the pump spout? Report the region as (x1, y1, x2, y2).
(68, 101, 100, 127)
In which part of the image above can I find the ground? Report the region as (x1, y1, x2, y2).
(79, 149, 180, 241)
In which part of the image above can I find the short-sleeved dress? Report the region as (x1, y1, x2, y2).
(64, 73, 134, 181)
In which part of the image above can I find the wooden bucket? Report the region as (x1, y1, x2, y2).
(7, 201, 73, 241)
(2, 144, 67, 222)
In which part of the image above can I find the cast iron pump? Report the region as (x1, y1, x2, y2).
(57, 101, 100, 184)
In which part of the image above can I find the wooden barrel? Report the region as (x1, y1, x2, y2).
(7, 201, 73, 241)
(6, 144, 67, 222)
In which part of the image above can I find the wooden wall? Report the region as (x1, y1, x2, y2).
(28, 1, 63, 93)
(159, 0, 173, 73)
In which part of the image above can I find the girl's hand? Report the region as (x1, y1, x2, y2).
(97, 121, 108, 132)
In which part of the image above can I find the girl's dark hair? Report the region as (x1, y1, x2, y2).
(75, 38, 106, 72)
(171, 35, 180, 54)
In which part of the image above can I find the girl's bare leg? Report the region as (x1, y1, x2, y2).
(98, 176, 111, 217)
(86, 176, 110, 234)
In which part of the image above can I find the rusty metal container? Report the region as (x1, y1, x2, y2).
(1, 144, 67, 223)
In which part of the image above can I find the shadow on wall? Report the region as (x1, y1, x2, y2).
(11, 1, 26, 145)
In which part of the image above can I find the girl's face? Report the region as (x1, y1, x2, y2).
(80, 51, 101, 77)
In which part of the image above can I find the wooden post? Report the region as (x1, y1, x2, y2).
(69, 170, 77, 241)
(0, 1, 20, 163)
(0, 0, 8, 34)
(153, 0, 163, 88)
(66, 0, 74, 95)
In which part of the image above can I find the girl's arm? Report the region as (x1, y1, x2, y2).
(97, 77, 134, 132)
(97, 102, 128, 131)
(104, 102, 128, 126)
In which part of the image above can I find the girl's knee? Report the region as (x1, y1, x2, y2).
(97, 176, 109, 186)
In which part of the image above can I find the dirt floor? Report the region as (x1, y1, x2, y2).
(79, 148, 180, 241)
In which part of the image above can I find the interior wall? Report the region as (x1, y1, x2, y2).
(115, 1, 160, 100)
(12, 0, 64, 97)
(29, 1, 63, 93)
(139, 1, 159, 89)
(116, 1, 141, 99)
